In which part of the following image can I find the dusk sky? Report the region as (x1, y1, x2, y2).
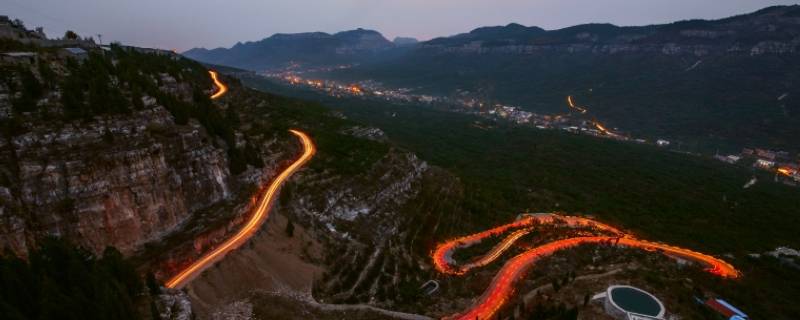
(4, 0, 797, 51)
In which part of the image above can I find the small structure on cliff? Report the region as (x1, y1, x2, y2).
(593, 285, 665, 320)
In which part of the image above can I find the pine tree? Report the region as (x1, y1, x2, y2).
(286, 219, 295, 237)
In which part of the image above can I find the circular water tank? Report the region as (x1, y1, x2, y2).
(604, 285, 665, 319)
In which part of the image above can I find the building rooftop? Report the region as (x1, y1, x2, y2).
(705, 298, 748, 319)
(62, 47, 87, 55)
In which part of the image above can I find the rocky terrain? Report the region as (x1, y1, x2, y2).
(171, 141, 459, 318)
(1, 21, 468, 318)
(148, 77, 464, 317)
(1, 105, 233, 257)
(4, 8, 800, 319)
(0, 47, 246, 258)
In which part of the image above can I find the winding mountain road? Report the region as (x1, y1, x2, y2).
(209, 70, 228, 99)
(165, 129, 315, 289)
(434, 213, 739, 320)
(166, 71, 737, 319)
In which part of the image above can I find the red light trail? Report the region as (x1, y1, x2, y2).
(433, 213, 739, 320)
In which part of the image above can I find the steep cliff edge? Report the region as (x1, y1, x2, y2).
(130, 70, 463, 317)
(0, 42, 259, 257)
(1, 106, 232, 256)
(1, 23, 469, 319)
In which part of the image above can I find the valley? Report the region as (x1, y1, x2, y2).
(188, 5, 800, 155)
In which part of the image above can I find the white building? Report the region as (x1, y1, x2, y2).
(755, 159, 775, 169)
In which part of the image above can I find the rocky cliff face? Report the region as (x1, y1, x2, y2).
(0, 44, 249, 258)
(420, 37, 800, 56)
(419, 6, 800, 57)
(0, 105, 233, 256)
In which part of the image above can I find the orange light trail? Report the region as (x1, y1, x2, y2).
(434, 214, 739, 320)
(433, 214, 622, 275)
(592, 121, 619, 137)
(433, 216, 539, 275)
(566, 96, 588, 114)
(165, 130, 315, 289)
(778, 167, 795, 177)
(349, 85, 363, 94)
(209, 70, 228, 99)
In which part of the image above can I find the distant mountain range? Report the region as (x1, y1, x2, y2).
(186, 5, 800, 152)
(183, 28, 396, 71)
(393, 37, 419, 46)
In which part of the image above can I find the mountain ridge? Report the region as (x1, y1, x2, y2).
(184, 5, 800, 152)
(185, 5, 800, 70)
(183, 28, 394, 71)
(326, 5, 800, 152)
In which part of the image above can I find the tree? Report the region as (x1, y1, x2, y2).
(131, 86, 144, 109)
(64, 30, 79, 40)
(61, 78, 86, 119)
(38, 61, 57, 88)
(285, 219, 295, 237)
(145, 272, 161, 296)
(0, 238, 144, 320)
(103, 129, 114, 144)
(12, 69, 43, 113)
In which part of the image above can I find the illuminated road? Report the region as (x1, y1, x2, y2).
(209, 70, 228, 99)
(566, 96, 588, 114)
(463, 228, 533, 272)
(593, 121, 618, 137)
(434, 214, 739, 320)
(433, 214, 623, 275)
(566, 95, 622, 138)
(165, 130, 316, 289)
(778, 167, 796, 177)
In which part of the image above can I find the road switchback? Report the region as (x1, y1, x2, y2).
(434, 213, 739, 320)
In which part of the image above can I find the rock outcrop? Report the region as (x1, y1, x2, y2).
(0, 106, 233, 256)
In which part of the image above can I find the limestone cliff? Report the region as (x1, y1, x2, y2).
(0, 106, 232, 256)
(0, 44, 245, 257)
